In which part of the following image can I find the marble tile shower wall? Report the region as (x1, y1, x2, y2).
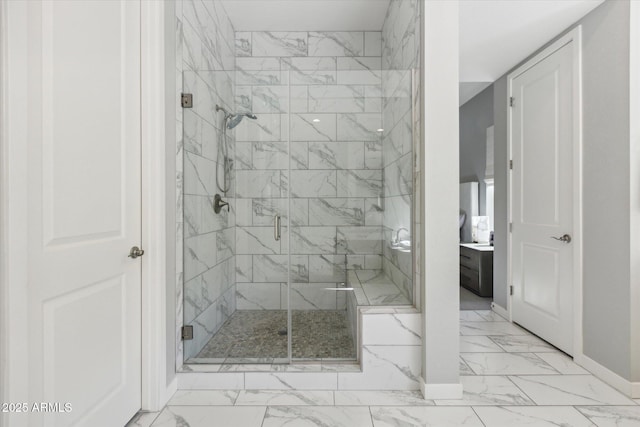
(380, 0, 420, 300)
(178, 0, 238, 360)
(232, 31, 385, 311)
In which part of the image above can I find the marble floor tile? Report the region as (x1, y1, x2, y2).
(461, 352, 559, 375)
(126, 411, 160, 427)
(635, 399, 640, 404)
(235, 390, 334, 406)
(167, 390, 238, 406)
(262, 406, 373, 427)
(475, 310, 507, 322)
(460, 311, 486, 321)
(370, 406, 483, 427)
(534, 352, 589, 374)
(435, 376, 534, 406)
(150, 406, 266, 427)
(460, 336, 505, 353)
(460, 321, 529, 336)
(489, 334, 557, 352)
(473, 406, 595, 427)
(509, 375, 637, 406)
(576, 406, 640, 427)
(334, 390, 432, 406)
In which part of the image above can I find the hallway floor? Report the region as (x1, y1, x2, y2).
(129, 310, 640, 427)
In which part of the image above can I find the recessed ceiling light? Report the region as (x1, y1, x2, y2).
(313, 118, 320, 123)
(377, 128, 384, 132)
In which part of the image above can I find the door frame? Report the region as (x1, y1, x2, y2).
(0, 1, 175, 423)
(506, 26, 584, 358)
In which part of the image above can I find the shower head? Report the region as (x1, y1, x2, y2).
(226, 112, 258, 129)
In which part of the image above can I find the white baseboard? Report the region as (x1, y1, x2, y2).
(575, 353, 639, 398)
(162, 377, 178, 406)
(419, 377, 463, 399)
(491, 302, 509, 321)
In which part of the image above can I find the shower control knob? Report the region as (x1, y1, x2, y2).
(128, 246, 145, 259)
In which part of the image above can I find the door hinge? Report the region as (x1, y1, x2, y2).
(181, 93, 193, 108)
(181, 325, 194, 340)
(510, 285, 514, 296)
(509, 96, 515, 107)
(509, 222, 513, 233)
(509, 159, 513, 170)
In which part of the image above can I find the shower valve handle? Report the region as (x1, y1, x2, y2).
(214, 194, 229, 214)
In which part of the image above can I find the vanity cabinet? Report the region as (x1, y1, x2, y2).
(459, 244, 493, 297)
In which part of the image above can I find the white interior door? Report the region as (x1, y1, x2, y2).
(510, 40, 575, 355)
(25, 1, 142, 426)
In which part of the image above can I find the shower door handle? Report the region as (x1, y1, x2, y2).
(274, 214, 281, 241)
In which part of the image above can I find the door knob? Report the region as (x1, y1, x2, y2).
(128, 246, 145, 259)
(551, 234, 572, 244)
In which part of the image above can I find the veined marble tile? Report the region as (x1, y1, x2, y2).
(290, 226, 337, 254)
(337, 170, 382, 198)
(234, 113, 282, 142)
(252, 86, 289, 114)
(289, 170, 337, 197)
(308, 32, 364, 57)
(475, 310, 507, 322)
(290, 86, 309, 113)
(235, 32, 251, 56)
(287, 283, 340, 310)
(460, 336, 505, 353)
(126, 411, 160, 427)
(290, 198, 309, 225)
(362, 282, 410, 305)
(291, 113, 337, 141)
(263, 406, 372, 427)
(338, 69, 382, 86)
(308, 198, 365, 226)
(309, 141, 365, 170)
(335, 391, 431, 406)
(364, 32, 382, 57)
(236, 226, 280, 255)
(236, 57, 281, 71)
(337, 57, 382, 71)
(253, 254, 309, 283)
(244, 372, 338, 390)
(337, 113, 382, 141)
(509, 375, 637, 405)
(235, 254, 252, 282)
(236, 283, 282, 310)
(459, 321, 529, 336)
(460, 358, 475, 375)
(364, 140, 383, 169)
(150, 406, 265, 427)
(362, 313, 421, 345)
(461, 353, 560, 376)
(282, 57, 337, 71)
(338, 345, 421, 390)
(235, 390, 334, 406)
(235, 170, 282, 198)
(252, 141, 289, 170)
(489, 335, 557, 352)
(460, 311, 486, 321)
(534, 352, 589, 374)
(364, 198, 383, 226)
(337, 226, 382, 254)
(290, 69, 337, 86)
(370, 406, 483, 427)
(167, 390, 238, 406)
(576, 406, 640, 427)
(236, 69, 281, 86)
(252, 31, 308, 57)
(183, 232, 217, 281)
(308, 85, 364, 113)
(250, 198, 287, 226)
(474, 406, 595, 427)
(435, 376, 534, 406)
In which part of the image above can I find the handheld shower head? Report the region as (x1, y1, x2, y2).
(226, 112, 258, 129)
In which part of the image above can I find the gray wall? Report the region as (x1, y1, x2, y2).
(459, 84, 494, 215)
(493, 0, 633, 379)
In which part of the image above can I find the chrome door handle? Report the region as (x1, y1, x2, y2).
(274, 214, 281, 241)
(551, 234, 572, 244)
(128, 246, 145, 259)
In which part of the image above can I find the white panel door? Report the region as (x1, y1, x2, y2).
(511, 41, 574, 355)
(26, 1, 142, 426)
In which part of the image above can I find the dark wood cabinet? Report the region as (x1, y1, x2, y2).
(460, 244, 493, 297)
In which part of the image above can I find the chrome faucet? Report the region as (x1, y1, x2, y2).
(394, 227, 409, 244)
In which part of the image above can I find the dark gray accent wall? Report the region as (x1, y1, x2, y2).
(459, 84, 494, 216)
(493, 0, 633, 379)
